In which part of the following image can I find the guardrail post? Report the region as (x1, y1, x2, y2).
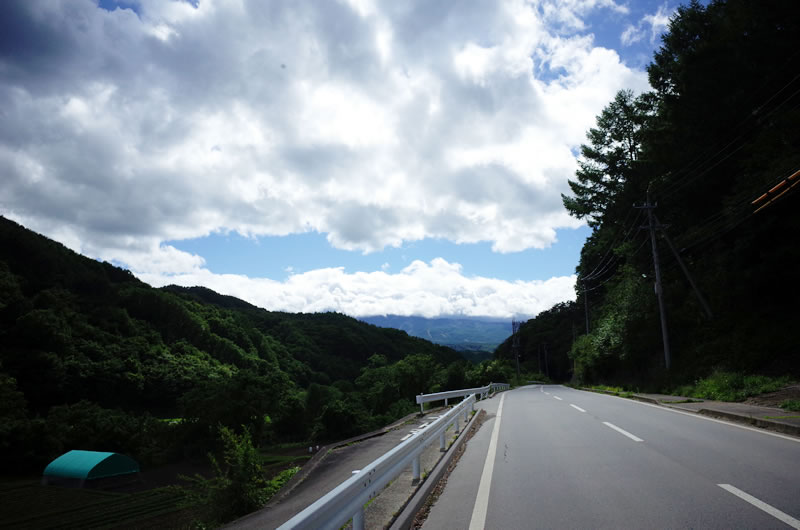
(439, 431, 446, 452)
(353, 507, 365, 530)
(419, 394, 424, 415)
(412, 456, 421, 483)
(445, 397, 448, 406)
(454, 415, 460, 434)
(463, 409, 468, 423)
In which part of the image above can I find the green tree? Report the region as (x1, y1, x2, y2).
(562, 89, 655, 227)
(180, 426, 271, 525)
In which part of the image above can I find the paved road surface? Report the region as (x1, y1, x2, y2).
(424, 385, 800, 529)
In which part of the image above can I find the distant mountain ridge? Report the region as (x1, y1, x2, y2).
(360, 315, 512, 356)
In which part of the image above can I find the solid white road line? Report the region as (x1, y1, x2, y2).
(718, 484, 800, 529)
(577, 389, 800, 443)
(469, 393, 506, 530)
(553, 396, 563, 401)
(570, 404, 586, 412)
(603, 421, 644, 442)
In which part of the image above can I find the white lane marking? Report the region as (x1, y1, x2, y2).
(400, 421, 434, 441)
(469, 393, 506, 530)
(603, 421, 644, 442)
(577, 389, 800, 444)
(553, 396, 563, 401)
(718, 484, 800, 529)
(544, 392, 550, 395)
(570, 404, 586, 412)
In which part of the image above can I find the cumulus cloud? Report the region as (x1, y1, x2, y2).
(0, 0, 649, 316)
(138, 257, 577, 319)
(1, 0, 647, 254)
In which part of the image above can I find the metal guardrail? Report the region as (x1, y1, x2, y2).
(278, 393, 478, 530)
(415, 382, 510, 413)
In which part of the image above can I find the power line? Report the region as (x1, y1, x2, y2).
(653, 71, 800, 200)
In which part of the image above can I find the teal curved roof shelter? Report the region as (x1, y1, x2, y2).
(43, 450, 139, 481)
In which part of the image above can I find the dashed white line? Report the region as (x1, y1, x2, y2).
(570, 404, 586, 412)
(576, 388, 800, 443)
(603, 421, 644, 442)
(718, 484, 800, 529)
(469, 393, 506, 530)
(553, 396, 563, 401)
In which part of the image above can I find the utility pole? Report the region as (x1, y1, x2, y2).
(582, 280, 590, 334)
(511, 318, 522, 380)
(637, 188, 671, 370)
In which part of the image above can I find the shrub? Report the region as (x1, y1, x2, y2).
(686, 372, 790, 402)
(780, 400, 800, 412)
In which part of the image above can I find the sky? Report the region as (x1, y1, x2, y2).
(0, 0, 677, 319)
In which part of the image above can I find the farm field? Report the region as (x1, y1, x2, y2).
(0, 480, 188, 529)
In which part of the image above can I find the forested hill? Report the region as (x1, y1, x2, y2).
(497, 0, 800, 388)
(0, 216, 506, 474)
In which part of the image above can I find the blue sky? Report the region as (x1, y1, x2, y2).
(167, 226, 591, 281)
(1, 0, 678, 318)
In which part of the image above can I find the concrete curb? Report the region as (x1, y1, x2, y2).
(578, 386, 800, 439)
(696, 408, 800, 437)
(389, 408, 483, 530)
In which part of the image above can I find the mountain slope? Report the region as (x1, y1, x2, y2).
(0, 216, 474, 473)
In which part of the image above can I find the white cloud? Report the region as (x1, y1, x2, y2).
(621, 24, 644, 46)
(137, 257, 577, 319)
(621, 3, 673, 47)
(0, 0, 648, 316)
(643, 4, 672, 44)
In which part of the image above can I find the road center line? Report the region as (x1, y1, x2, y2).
(553, 396, 563, 401)
(469, 393, 505, 530)
(570, 404, 586, 412)
(603, 421, 644, 442)
(718, 484, 800, 529)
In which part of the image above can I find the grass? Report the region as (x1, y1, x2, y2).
(674, 372, 792, 402)
(780, 399, 800, 412)
(764, 415, 800, 420)
(590, 384, 626, 394)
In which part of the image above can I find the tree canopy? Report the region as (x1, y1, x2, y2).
(543, 0, 800, 388)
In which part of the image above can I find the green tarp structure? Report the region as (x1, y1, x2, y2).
(42, 450, 139, 485)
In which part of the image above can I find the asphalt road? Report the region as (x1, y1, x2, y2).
(424, 385, 800, 529)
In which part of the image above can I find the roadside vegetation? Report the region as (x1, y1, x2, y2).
(495, 0, 799, 395)
(0, 216, 517, 525)
(673, 373, 792, 402)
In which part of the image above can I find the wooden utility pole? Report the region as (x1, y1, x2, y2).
(637, 189, 672, 370)
(582, 281, 590, 334)
(511, 318, 522, 380)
